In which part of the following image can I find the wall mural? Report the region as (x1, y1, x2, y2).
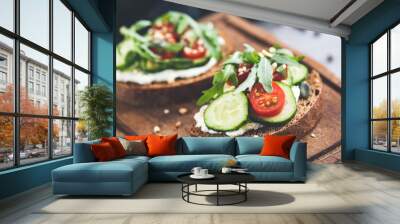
(116, 0, 342, 163)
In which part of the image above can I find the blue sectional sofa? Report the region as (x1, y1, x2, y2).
(52, 137, 307, 196)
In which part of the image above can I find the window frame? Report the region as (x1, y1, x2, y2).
(370, 21, 400, 154)
(0, 0, 92, 171)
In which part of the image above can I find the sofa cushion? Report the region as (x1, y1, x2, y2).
(91, 142, 118, 161)
(147, 134, 178, 157)
(73, 139, 100, 163)
(119, 138, 147, 156)
(259, 135, 296, 159)
(149, 154, 235, 172)
(53, 158, 147, 183)
(115, 155, 150, 163)
(236, 155, 293, 172)
(235, 137, 263, 155)
(178, 137, 235, 155)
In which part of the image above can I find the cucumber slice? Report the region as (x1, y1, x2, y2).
(288, 64, 308, 85)
(204, 91, 248, 131)
(256, 82, 297, 124)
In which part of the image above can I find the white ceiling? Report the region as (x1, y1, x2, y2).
(165, 0, 384, 38)
(227, 0, 353, 22)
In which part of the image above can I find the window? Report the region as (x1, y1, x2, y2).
(0, 54, 8, 91)
(75, 18, 90, 70)
(28, 67, 34, 80)
(20, 46, 49, 116)
(53, 119, 72, 158)
(53, 59, 72, 117)
(0, 35, 13, 112)
(0, 116, 14, 170)
(0, 55, 7, 67)
(19, 117, 49, 165)
(0, 0, 91, 170)
(74, 69, 89, 118)
(0, 71, 7, 92)
(35, 70, 40, 81)
(20, 0, 49, 48)
(28, 81, 34, 94)
(42, 85, 46, 97)
(35, 84, 40, 95)
(53, 0, 72, 60)
(370, 23, 400, 154)
(0, 0, 14, 31)
(0, 71, 7, 84)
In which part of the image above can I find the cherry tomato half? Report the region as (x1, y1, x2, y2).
(249, 82, 285, 117)
(182, 40, 207, 60)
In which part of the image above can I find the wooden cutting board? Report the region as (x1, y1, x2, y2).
(116, 13, 341, 161)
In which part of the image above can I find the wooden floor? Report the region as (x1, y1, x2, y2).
(1, 162, 400, 224)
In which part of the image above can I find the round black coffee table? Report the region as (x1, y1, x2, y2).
(177, 173, 255, 206)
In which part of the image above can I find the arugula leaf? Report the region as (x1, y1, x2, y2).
(276, 48, 294, 57)
(257, 57, 273, 93)
(212, 71, 225, 85)
(228, 73, 239, 86)
(222, 64, 236, 80)
(223, 64, 238, 86)
(158, 42, 184, 52)
(200, 23, 222, 59)
(241, 43, 260, 63)
(223, 51, 243, 65)
(242, 51, 260, 64)
(176, 17, 189, 34)
(131, 20, 151, 31)
(294, 55, 305, 62)
(158, 11, 181, 25)
(120, 26, 148, 43)
(138, 45, 159, 60)
(271, 53, 299, 66)
(196, 84, 222, 106)
(235, 65, 257, 94)
(198, 64, 238, 105)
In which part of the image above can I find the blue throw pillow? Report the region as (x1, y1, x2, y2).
(179, 137, 235, 155)
(235, 137, 264, 155)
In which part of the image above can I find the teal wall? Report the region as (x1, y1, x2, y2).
(0, 158, 72, 199)
(0, 0, 115, 200)
(343, 0, 400, 171)
(91, 0, 116, 135)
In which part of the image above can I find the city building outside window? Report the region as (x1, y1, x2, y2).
(0, 0, 91, 170)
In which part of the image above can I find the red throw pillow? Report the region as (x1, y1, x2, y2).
(260, 135, 296, 159)
(146, 134, 178, 157)
(101, 137, 126, 158)
(91, 142, 117, 162)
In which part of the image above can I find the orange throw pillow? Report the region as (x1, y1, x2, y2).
(146, 134, 178, 157)
(260, 135, 296, 159)
(91, 142, 117, 162)
(101, 137, 126, 158)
